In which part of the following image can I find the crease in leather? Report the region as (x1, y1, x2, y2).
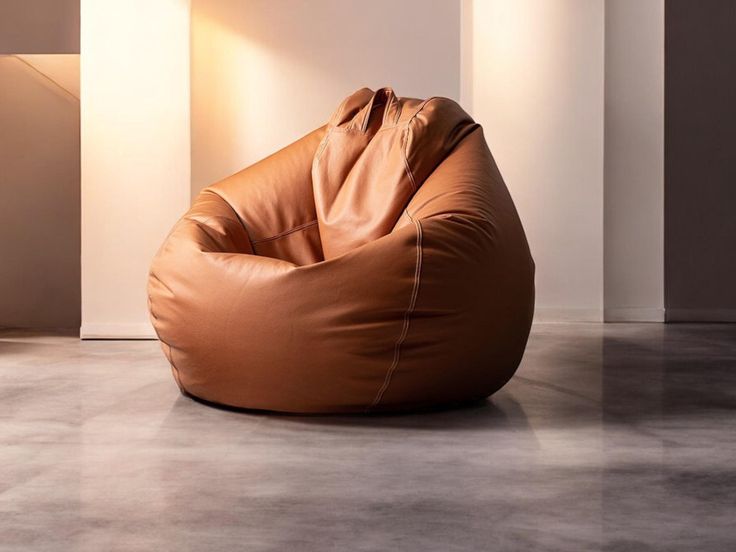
(251, 219, 318, 244)
(367, 218, 424, 411)
(185, 217, 240, 254)
(314, 126, 334, 162)
(313, 88, 476, 259)
(149, 272, 175, 299)
(146, 273, 186, 392)
(167, 341, 185, 391)
(402, 127, 417, 191)
(201, 188, 255, 251)
(148, 293, 186, 394)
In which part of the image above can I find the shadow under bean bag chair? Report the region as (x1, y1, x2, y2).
(148, 87, 535, 414)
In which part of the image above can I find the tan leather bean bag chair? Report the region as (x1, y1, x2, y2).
(148, 88, 535, 413)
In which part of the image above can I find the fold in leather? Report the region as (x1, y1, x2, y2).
(313, 87, 477, 259)
(148, 88, 535, 413)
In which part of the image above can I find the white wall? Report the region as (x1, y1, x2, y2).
(80, 0, 191, 338)
(604, 0, 664, 322)
(468, 0, 606, 321)
(191, 0, 461, 197)
(75, 0, 666, 335)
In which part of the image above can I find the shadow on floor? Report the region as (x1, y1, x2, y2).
(168, 391, 534, 433)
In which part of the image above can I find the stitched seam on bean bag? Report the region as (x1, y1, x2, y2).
(401, 125, 417, 192)
(401, 97, 439, 192)
(367, 218, 423, 411)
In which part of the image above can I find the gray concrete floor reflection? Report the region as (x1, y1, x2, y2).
(1, 323, 735, 551)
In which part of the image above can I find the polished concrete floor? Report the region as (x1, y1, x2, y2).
(1, 323, 735, 551)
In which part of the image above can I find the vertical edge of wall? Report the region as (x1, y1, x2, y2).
(80, 0, 191, 339)
(470, 0, 605, 323)
(603, 0, 665, 323)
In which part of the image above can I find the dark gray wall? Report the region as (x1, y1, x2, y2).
(665, 0, 736, 321)
(0, 0, 79, 54)
(0, 57, 80, 329)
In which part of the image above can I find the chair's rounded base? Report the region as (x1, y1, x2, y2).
(179, 387, 496, 417)
(149, 90, 535, 419)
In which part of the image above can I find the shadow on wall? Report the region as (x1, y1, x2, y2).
(190, 0, 462, 199)
(0, 55, 80, 330)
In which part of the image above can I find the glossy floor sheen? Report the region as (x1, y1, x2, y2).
(1, 324, 735, 551)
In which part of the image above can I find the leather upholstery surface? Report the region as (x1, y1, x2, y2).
(148, 87, 535, 413)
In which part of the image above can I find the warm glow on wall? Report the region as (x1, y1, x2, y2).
(470, 0, 605, 321)
(80, 0, 191, 338)
(190, 8, 284, 198)
(189, 0, 460, 198)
